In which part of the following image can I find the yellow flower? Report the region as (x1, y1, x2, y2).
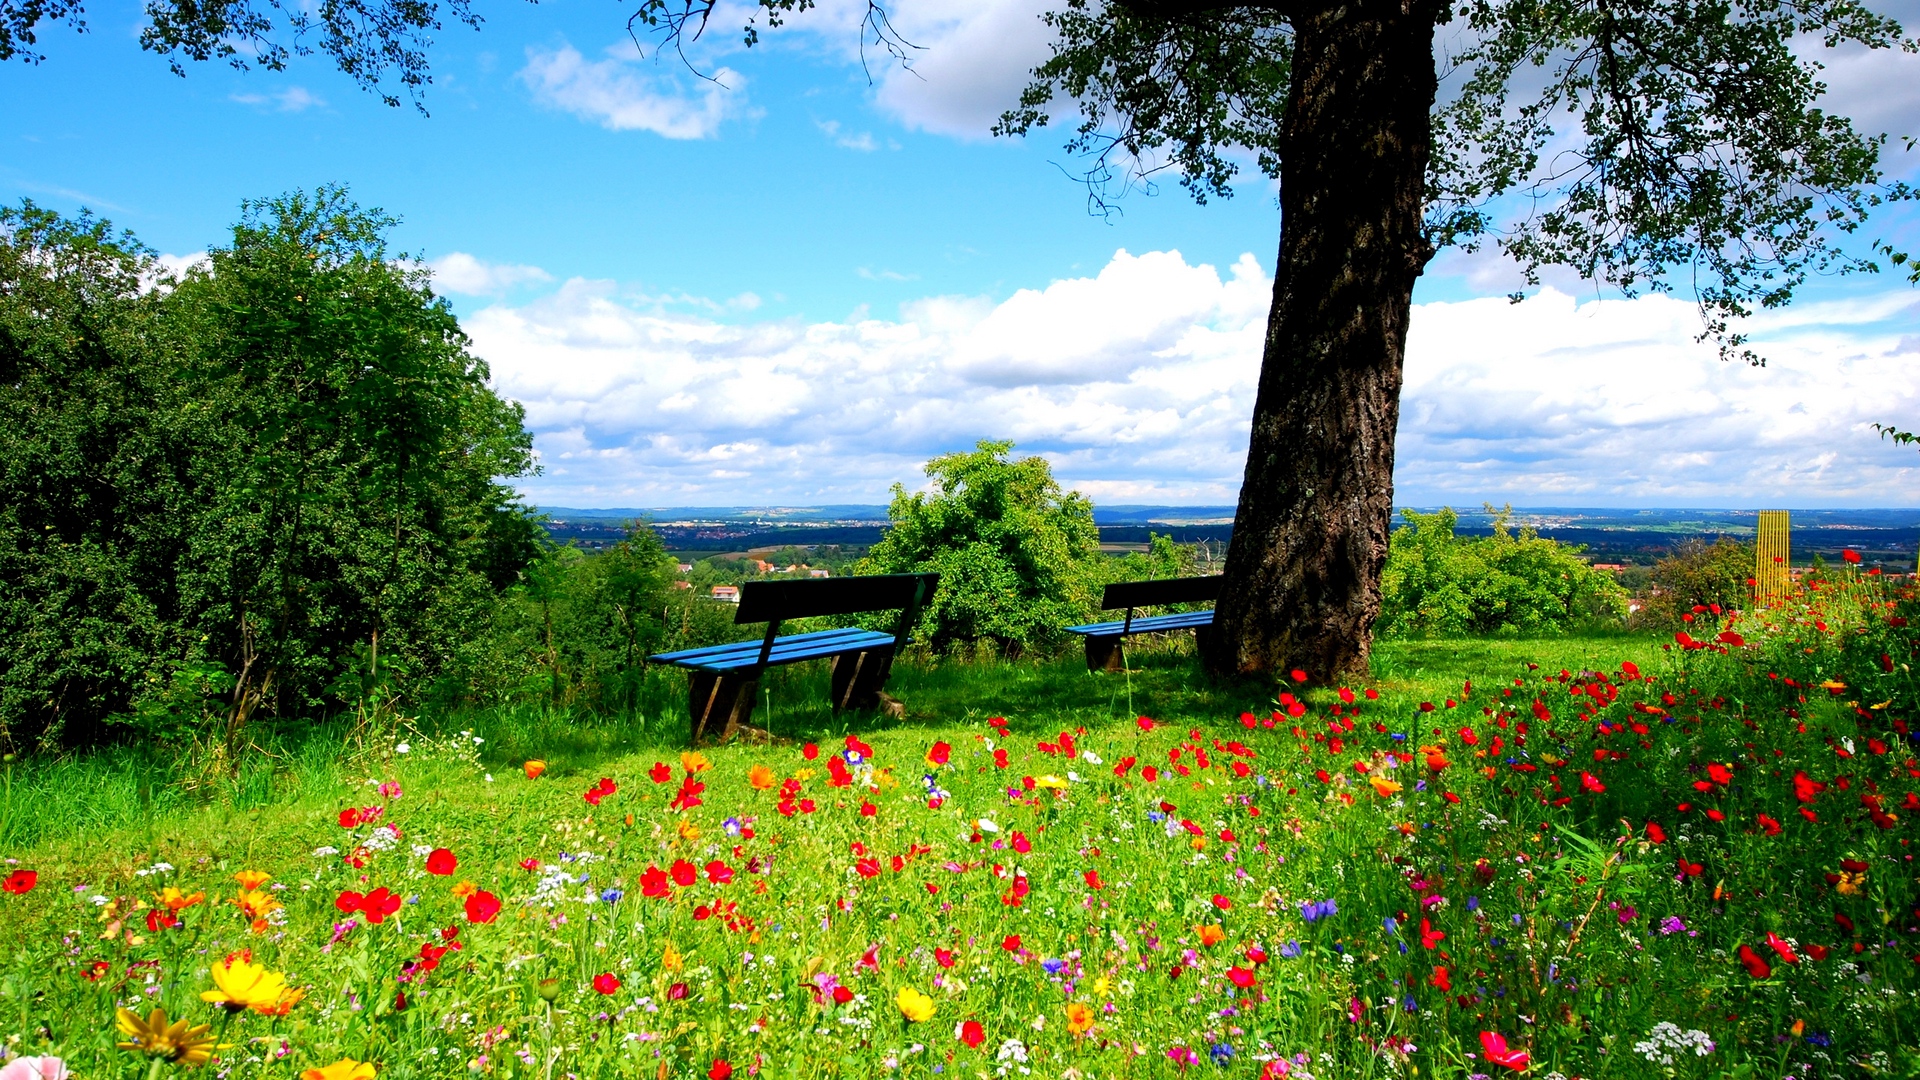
(1065, 1002, 1095, 1036)
(1368, 776, 1404, 798)
(116, 1007, 224, 1066)
(1033, 775, 1069, 790)
(680, 750, 712, 774)
(895, 986, 935, 1023)
(200, 955, 290, 1013)
(301, 1059, 377, 1080)
(676, 820, 701, 842)
(1837, 870, 1867, 896)
(452, 881, 478, 898)
(663, 942, 685, 972)
(233, 870, 272, 891)
(748, 764, 777, 790)
(159, 887, 205, 912)
(1092, 976, 1112, 997)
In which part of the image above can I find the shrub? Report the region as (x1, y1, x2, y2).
(1378, 506, 1628, 637)
(1634, 536, 1753, 628)
(859, 441, 1102, 654)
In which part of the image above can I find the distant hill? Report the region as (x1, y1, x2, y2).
(533, 504, 1920, 567)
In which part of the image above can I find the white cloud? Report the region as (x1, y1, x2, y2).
(429, 252, 554, 296)
(463, 249, 1920, 508)
(519, 44, 748, 139)
(868, 0, 1057, 140)
(817, 118, 879, 151)
(230, 86, 325, 112)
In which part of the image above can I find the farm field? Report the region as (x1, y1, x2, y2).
(1, 598, 1914, 1080)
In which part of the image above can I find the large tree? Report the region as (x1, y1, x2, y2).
(24, 0, 1912, 677)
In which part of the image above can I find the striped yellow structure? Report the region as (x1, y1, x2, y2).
(1755, 510, 1791, 599)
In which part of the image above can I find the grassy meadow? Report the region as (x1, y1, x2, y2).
(1, 588, 1914, 1080)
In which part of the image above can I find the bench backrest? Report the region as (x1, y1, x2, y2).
(736, 573, 938, 624)
(734, 573, 939, 667)
(1099, 575, 1222, 611)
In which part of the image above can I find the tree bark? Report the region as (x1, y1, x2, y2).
(1204, 0, 1440, 678)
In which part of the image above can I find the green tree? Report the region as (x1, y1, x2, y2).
(1635, 537, 1754, 629)
(1378, 507, 1628, 637)
(0, 193, 542, 752)
(860, 441, 1103, 654)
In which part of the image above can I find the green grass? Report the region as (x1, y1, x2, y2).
(0, 626, 1912, 1080)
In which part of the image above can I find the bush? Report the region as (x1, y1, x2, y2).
(859, 441, 1103, 654)
(1378, 506, 1628, 637)
(1634, 536, 1753, 628)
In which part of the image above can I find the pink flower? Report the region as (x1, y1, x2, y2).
(0, 1058, 68, 1080)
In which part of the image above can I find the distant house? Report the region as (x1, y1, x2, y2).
(677, 563, 694, 573)
(672, 580, 692, 590)
(1591, 563, 1627, 572)
(711, 585, 741, 603)
(809, 568, 830, 578)
(751, 559, 774, 574)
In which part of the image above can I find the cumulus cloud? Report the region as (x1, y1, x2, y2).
(429, 252, 555, 296)
(868, 0, 1057, 139)
(520, 44, 748, 138)
(463, 249, 1920, 508)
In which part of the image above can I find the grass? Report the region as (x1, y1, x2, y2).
(0, 620, 1912, 1080)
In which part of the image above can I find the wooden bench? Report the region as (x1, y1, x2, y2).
(1064, 575, 1221, 672)
(649, 572, 938, 745)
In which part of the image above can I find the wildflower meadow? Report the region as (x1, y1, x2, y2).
(1, 564, 1916, 1080)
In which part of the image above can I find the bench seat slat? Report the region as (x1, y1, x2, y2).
(1064, 609, 1215, 637)
(650, 628, 896, 672)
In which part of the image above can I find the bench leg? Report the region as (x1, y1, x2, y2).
(1084, 634, 1125, 673)
(830, 648, 895, 711)
(688, 672, 761, 746)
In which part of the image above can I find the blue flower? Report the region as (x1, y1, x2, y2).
(1208, 1043, 1235, 1066)
(1383, 917, 1399, 935)
(601, 888, 624, 904)
(1466, 895, 1480, 912)
(1278, 940, 1302, 959)
(1041, 958, 1066, 975)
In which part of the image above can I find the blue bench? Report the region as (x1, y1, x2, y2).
(650, 572, 938, 744)
(1064, 575, 1222, 671)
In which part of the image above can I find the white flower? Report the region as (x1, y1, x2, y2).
(395, 742, 411, 755)
(311, 846, 340, 858)
(1080, 750, 1103, 765)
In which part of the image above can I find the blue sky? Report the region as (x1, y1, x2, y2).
(5, 0, 1919, 507)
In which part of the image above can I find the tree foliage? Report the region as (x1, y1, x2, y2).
(0, 192, 542, 751)
(859, 441, 1103, 654)
(1635, 536, 1754, 628)
(997, 0, 1915, 355)
(1378, 507, 1628, 637)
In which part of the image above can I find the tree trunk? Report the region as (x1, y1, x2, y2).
(1205, 0, 1440, 678)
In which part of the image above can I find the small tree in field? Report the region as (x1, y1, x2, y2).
(860, 441, 1103, 655)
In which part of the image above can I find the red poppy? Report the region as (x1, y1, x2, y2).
(705, 860, 734, 885)
(1757, 814, 1782, 836)
(1430, 965, 1452, 991)
(464, 890, 501, 923)
(592, 972, 621, 994)
(1738, 944, 1772, 979)
(670, 859, 697, 887)
(708, 1061, 733, 1080)
(1226, 966, 1257, 989)
(1084, 870, 1104, 890)
(1707, 762, 1733, 786)
(1842, 548, 1861, 564)
(1478, 1031, 1529, 1071)
(338, 808, 362, 828)
(425, 848, 457, 875)
(1678, 858, 1704, 877)
(2, 870, 36, 895)
(1419, 919, 1445, 949)
(927, 741, 951, 765)
(1765, 932, 1800, 964)
(855, 858, 881, 879)
(1211, 894, 1232, 911)
(1001, 934, 1022, 952)
(960, 1019, 986, 1048)
(649, 762, 672, 783)
(802, 743, 819, 760)
(641, 866, 671, 898)
(1580, 771, 1605, 794)
(936, 948, 956, 967)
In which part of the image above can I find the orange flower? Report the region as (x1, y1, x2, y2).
(1368, 776, 1403, 798)
(1196, 924, 1226, 947)
(451, 881, 478, 898)
(748, 765, 776, 790)
(1065, 1002, 1095, 1036)
(233, 870, 271, 891)
(523, 760, 547, 780)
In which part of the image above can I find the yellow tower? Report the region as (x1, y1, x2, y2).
(1755, 510, 1790, 599)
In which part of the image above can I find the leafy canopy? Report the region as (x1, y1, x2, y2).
(859, 440, 1103, 653)
(993, 0, 1916, 359)
(1378, 506, 1628, 637)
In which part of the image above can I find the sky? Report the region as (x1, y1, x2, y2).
(5, 0, 1920, 508)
